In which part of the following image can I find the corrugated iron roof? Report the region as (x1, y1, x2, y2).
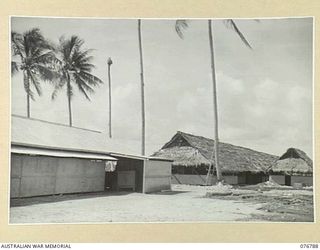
(11, 115, 140, 157)
(12, 144, 117, 161)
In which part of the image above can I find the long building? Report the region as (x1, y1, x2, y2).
(152, 131, 278, 185)
(11, 115, 172, 198)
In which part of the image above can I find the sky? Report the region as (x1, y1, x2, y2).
(11, 17, 313, 157)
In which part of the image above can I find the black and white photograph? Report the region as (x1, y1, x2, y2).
(10, 16, 314, 224)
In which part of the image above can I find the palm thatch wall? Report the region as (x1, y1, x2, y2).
(268, 148, 313, 176)
(152, 131, 278, 174)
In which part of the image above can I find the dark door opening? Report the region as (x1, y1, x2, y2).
(105, 171, 117, 191)
(246, 173, 265, 185)
(285, 175, 291, 186)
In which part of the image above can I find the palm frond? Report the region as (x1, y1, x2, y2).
(175, 19, 189, 39)
(78, 71, 103, 86)
(32, 50, 56, 65)
(23, 28, 43, 57)
(73, 73, 95, 92)
(78, 84, 91, 100)
(72, 57, 95, 73)
(24, 28, 53, 53)
(71, 49, 94, 64)
(11, 61, 19, 75)
(60, 35, 84, 62)
(51, 81, 65, 100)
(27, 69, 42, 96)
(223, 19, 252, 49)
(78, 63, 96, 72)
(36, 64, 61, 84)
(73, 75, 92, 100)
(11, 31, 25, 59)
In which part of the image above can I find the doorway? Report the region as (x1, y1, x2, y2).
(285, 175, 291, 186)
(105, 171, 117, 191)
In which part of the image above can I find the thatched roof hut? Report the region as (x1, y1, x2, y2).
(152, 131, 278, 174)
(268, 148, 313, 176)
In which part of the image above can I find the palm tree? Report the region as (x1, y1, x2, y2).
(138, 19, 146, 155)
(175, 19, 252, 184)
(52, 35, 103, 127)
(107, 57, 113, 138)
(11, 28, 57, 118)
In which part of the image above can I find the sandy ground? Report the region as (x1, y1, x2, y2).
(10, 184, 314, 224)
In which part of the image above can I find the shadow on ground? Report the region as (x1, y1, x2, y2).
(10, 191, 132, 207)
(152, 191, 190, 195)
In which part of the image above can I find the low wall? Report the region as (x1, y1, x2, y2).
(172, 174, 242, 185)
(172, 174, 207, 185)
(269, 175, 285, 185)
(291, 176, 313, 186)
(269, 174, 313, 186)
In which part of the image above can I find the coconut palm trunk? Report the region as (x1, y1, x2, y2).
(24, 73, 31, 118)
(175, 19, 253, 185)
(107, 57, 113, 138)
(27, 93, 30, 118)
(138, 19, 146, 155)
(206, 19, 222, 184)
(67, 74, 73, 127)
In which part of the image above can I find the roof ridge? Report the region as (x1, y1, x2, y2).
(281, 147, 312, 166)
(12, 114, 102, 134)
(177, 131, 278, 157)
(178, 132, 213, 161)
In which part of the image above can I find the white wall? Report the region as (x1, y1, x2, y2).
(144, 160, 171, 193)
(11, 154, 105, 198)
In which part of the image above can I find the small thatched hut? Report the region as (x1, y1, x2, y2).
(268, 148, 313, 186)
(152, 131, 278, 185)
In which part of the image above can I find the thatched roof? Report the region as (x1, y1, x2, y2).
(152, 131, 278, 174)
(268, 148, 313, 175)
